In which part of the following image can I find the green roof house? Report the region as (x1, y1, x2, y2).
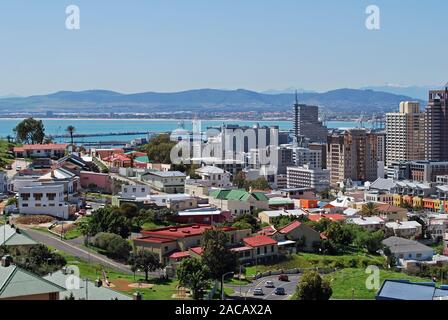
(209, 189, 269, 216)
(0, 224, 38, 247)
(0, 258, 65, 300)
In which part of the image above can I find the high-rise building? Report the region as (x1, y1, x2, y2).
(424, 87, 448, 161)
(292, 93, 328, 143)
(385, 101, 424, 167)
(327, 129, 379, 186)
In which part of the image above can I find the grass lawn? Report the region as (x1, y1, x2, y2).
(325, 268, 431, 300)
(55, 250, 182, 300)
(141, 221, 172, 230)
(245, 253, 387, 276)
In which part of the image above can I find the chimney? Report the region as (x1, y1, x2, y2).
(1, 255, 13, 268)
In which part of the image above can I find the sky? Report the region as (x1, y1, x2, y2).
(0, 0, 447, 96)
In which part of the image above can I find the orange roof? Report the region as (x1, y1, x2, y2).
(377, 204, 405, 212)
(308, 214, 346, 222)
(278, 221, 302, 234)
(189, 247, 204, 255)
(135, 236, 176, 244)
(243, 235, 277, 247)
(141, 224, 235, 240)
(103, 154, 131, 162)
(169, 251, 190, 259)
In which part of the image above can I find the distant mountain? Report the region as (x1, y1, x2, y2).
(0, 88, 422, 114)
(262, 88, 317, 95)
(361, 85, 435, 101)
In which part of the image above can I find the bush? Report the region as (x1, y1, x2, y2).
(91, 232, 131, 261)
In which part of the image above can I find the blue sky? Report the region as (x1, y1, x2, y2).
(0, 0, 447, 96)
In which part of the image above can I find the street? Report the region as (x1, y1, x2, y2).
(226, 274, 301, 301)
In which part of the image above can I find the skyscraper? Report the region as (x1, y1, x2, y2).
(327, 129, 379, 186)
(385, 101, 424, 167)
(292, 92, 328, 143)
(424, 86, 448, 161)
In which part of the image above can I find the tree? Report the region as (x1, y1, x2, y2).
(361, 202, 379, 217)
(232, 214, 260, 233)
(318, 189, 332, 200)
(246, 178, 270, 191)
(232, 171, 246, 189)
(14, 118, 45, 144)
(177, 258, 210, 300)
(128, 249, 161, 282)
(296, 271, 332, 300)
(66, 125, 76, 145)
(85, 206, 131, 238)
(14, 245, 66, 276)
(140, 134, 177, 164)
(106, 236, 132, 261)
(356, 230, 384, 254)
(202, 229, 238, 296)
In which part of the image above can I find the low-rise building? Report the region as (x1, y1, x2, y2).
(382, 236, 434, 263)
(385, 221, 423, 239)
(133, 224, 252, 264)
(377, 204, 408, 222)
(13, 144, 68, 159)
(348, 216, 385, 232)
(0, 224, 38, 247)
(241, 235, 278, 264)
(80, 171, 112, 193)
(376, 280, 448, 300)
(18, 183, 74, 219)
(141, 171, 186, 194)
(173, 208, 231, 225)
(209, 189, 269, 216)
(0, 257, 65, 300)
(194, 166, 232, 188)
(258, 209, 307, 225)
(268, 220, 321, 252)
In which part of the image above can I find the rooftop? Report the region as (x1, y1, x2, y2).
(376, 280, 447, 300)
(382, 237, 434, 254)
(140, 224, 236, 240)
(243, 235, 277, 247)
(0, 225, 38, 247)
(13, 144, 68, 152)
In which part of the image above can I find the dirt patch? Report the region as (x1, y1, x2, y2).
(53, 223, 76, 234)
(128, 283, 154, 289)
(15, 215, 55, 225)
(109, 278, 133, 292)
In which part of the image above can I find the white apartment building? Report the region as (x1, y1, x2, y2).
(292, 147, 322, 169)
(18, 184, 71, 219)
(194, 166, 232, 188)
(287, 165, 330, 192)
(386, 101, 424, 168)
(120, 184, 152, 198)
(141, 171, 186, 194)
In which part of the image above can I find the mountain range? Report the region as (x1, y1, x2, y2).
(0, 88, 425, 115)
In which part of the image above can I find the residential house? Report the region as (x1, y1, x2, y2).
(0, 257, 65, 300)
(382, 237, 434, 266)
(120, 184, 152, 198)
(258, 209, 307, 225)
(0, 224, 37, 247)
(240, 236, 278, 264)
(194, 166, 232, 188)
(18, 183, 74, 219)
(385, 221, 423, 239)
(80, 171, 112, 193)
(208, 189, 269, 216)
(141, 171, 186, 194)
(269, 221, 321, 252)
(348, 216, 385, 232)
(184, 180, 210, 197)
(279, 188, 316, 200)
(268, 197, 295, 210)
(376, 204, 408, 222)
(173, 208, 231, 225)
(44, 270, 132, 300)
(13, 144, 68, 159)
(133, 224, 251, 264)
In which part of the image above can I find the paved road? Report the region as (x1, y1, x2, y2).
(23, 227, 133, 275)
(6, 159, 30, 178)
(226, 274, 301, 301)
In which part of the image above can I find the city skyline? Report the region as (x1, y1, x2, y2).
(1, 0, 447, 96)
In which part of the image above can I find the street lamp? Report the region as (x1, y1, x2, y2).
(221, 272, 234, 300)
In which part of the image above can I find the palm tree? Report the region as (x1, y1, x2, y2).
(66, 125, 76, 145)
(361, 202, 378, 217)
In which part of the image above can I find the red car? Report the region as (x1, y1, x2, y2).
(278, 274, 289, 282)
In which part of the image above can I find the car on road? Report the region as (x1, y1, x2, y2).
(275, 287, 286, 295)
(278, 274, 289, 282)
(265, 281, 275, 288)
(253, 288, 264, 296)
(5, 165, 12, 170)
(15, 166, 21, 171)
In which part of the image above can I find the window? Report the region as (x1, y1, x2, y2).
(21, 193, 30, 201)
(257, 248, 260, 255)
(34, 193, 43, 201)
(47, 193, 56, 201)
(22, 204, 28, 207)
(35, 203, 41, 207)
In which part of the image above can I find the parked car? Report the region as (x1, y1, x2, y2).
(5, 165, 12, 170)
(278, 274, 289, 282)
(275, 287, 286, 295)
(265, 281, 275, 288)
(253, 288, 264, 296)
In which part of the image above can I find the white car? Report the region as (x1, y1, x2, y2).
(265, 281, 275, 288)
(253, 288, 264, 296)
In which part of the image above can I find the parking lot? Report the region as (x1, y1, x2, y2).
(226, 274, 301, 301)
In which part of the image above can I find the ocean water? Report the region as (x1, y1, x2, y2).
(0, 118, 370, 143)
